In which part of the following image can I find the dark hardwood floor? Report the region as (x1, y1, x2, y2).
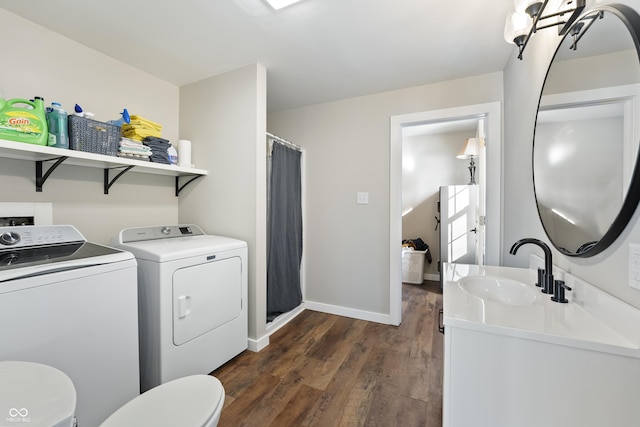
(212, 281, 444, 426)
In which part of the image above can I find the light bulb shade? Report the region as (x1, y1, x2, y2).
(504, 12, 532, 44)
(457, 138, 479, 159)
(514, 0, 543, 15)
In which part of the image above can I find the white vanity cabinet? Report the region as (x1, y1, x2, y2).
(442, 263, 640, 427)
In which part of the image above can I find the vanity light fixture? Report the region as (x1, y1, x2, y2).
(457, 138, 479, 185)
(567, 10, 604, 51)
(264, 0, 303, 10)
(504, 0, 586, 59)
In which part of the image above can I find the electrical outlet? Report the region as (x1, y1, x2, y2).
(629, 244, 640, 290)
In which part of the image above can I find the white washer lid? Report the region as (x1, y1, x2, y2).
(0, 361, 76, 427)
(100, 375, 225, 427)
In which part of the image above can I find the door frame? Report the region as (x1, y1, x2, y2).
(389, 102, 503, 325)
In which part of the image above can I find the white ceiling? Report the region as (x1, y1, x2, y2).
(0, 0, 516, 112)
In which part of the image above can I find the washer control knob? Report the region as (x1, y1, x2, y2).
(161, 227, 171, 235)
(0, 252, 19, 265)
(0, 231, 21, 246)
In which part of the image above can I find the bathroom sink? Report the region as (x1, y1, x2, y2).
(458, 275, 538, 306)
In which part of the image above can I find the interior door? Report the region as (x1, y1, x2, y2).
(439, 185, 480, 267)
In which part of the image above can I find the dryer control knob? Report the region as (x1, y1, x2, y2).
(0, 231, 21, 246)
(161, 227, 171, 235)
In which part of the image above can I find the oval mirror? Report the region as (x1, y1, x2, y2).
(534, 4, 640, 256)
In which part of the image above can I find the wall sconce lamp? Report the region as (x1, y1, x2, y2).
(457, 138, 479, 185)
(504, 0, 585, 60)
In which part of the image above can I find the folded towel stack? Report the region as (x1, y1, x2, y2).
(143, 136, 172, 164)
(122, 115, 163, 142)
(117, 137, 152, 161)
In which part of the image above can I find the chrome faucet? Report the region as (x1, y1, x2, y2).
(509, 238, 554, 294)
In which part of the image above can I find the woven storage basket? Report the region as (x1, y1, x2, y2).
(68, 115, 120, 156)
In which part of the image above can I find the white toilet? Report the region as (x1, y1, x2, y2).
(0, 361, 225, 427)
(0, 361, 76, 427)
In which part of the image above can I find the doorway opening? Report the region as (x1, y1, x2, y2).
(402, 118, 484, 285)
(389, 102, 502, 325)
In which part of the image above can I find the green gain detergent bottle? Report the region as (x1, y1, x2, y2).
(0, 97, 49, 145)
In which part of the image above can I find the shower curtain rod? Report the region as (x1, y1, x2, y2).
(267, 132, 302, 152)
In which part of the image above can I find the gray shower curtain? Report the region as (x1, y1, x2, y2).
(267, 141, 302, 321)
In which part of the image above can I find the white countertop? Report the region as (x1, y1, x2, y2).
(442, 263, 640, 358)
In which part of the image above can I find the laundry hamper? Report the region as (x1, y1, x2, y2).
(402, 248, 427, 284)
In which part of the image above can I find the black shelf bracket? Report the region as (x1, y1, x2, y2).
(104, 165, 135, 194)
(175, 175, 203, 196)
(35, 156, 69, 192)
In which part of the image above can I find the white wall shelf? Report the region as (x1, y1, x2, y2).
(0, 138, 207, 196)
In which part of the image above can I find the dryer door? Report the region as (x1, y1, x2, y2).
(172, 257, 242, 346)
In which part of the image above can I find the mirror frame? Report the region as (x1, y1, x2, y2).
(534, 3, 640, 257)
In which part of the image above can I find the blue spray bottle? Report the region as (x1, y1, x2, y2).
(108, 109, 130, 127)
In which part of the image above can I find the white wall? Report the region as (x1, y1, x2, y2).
(178, 64, 268, 349)
(268, 73, 503, 320)
(402, 130, 474, 277)
(0, 9, 180, 244)
(1, 9, 271, 348)
(503, 0, 640, 309)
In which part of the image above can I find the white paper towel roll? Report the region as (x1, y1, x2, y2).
(177, 139, 192, 167)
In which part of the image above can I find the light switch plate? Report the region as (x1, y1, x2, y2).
(629, 244, 640, 290)
(356, 192, 369, 205)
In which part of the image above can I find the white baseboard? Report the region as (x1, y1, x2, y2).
(248, 303, 306, 352)
(247, 334, 269, 352)
(424, 273, 440, 281)
(304, 300, 391, 324)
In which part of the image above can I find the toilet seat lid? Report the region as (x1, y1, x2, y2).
(0, 361, 76, 426)
(100, 375, 225, 427)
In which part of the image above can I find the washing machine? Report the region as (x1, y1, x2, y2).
(112, 224, 248, 393)
(0, 225, 140, 427)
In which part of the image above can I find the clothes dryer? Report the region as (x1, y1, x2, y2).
(113, 225, 248, 392)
